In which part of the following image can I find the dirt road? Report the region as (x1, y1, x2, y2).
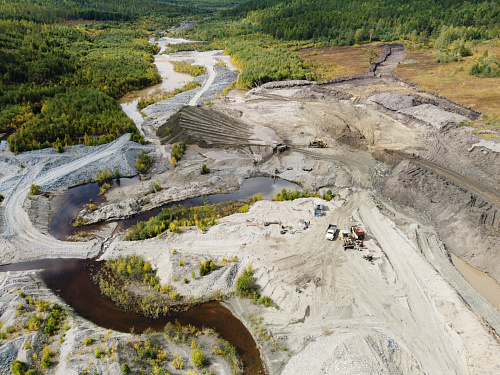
(0, 136, 145, 261)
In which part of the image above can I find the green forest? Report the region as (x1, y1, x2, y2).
(0, 0, 243, 153)
(2, 0, 500, 152)
(224, 0, 500, 43)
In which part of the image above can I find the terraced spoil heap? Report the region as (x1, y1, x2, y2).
(157, 106, 259, 148)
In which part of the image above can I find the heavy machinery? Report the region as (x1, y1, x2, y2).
(272, 141, 289, 153)
(340, 230, 354, 249)
(325, 224, 337, 241)
(350, 224, 366, 240)
(308, 139, 327, 148)
(314, 201, 324, 217)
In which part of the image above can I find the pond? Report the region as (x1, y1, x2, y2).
(50, 176, 301, 240)
(49, 177, 139, 240)
(451, 254, 500, 311)
(0, 259, 266, 374)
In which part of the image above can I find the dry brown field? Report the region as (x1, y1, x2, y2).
(298, 40, 500, 121)
(297, 43, 384, 79)
(396, 41, 500, 117)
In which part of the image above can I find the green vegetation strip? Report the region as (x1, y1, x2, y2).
(125, 194, 262, 241)
(171, 61, 207, 76)
(137, 81, 202, 109)
(94, 256, 183, 317)
(272, 188, 333, 201)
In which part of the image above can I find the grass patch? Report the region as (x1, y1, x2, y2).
(296, 43, 384, 80)
(171, 61, 207, 77)
(137, 81, 201, 109)
(396, 40, 500, 115)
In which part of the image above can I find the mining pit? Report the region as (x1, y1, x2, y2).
(1, 43, 500, 374)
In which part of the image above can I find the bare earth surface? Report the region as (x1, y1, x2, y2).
(1, 44, 500, 374)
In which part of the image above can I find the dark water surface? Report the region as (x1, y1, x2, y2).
(49, 177, 139, 239)
(51, 177, 300, 239)
(0, 258, 266, 374)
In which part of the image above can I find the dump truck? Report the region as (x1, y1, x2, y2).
(325, 224, 337, 241)
(272, 141, 289, 153)
(340, 230, 354, 249)
(309, 139, 327, 148)
(314, 201, 323, 217)
(350, 224, 366, 240)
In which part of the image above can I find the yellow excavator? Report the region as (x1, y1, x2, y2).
(308, 138, 327, 148)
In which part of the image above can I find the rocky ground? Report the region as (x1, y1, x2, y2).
(1, 44, 500, 374)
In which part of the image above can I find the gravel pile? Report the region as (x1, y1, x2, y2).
(197, 66, 238, 104)
(400, 104, 468, 128)
(0, 135, 152, 195)
(369, 92, 415, 111)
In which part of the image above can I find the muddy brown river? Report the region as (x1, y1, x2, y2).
(0, 258, 266, 374)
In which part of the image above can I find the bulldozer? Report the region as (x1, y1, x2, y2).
(340, 230, 354, 250)
(309, 138, 327, 148)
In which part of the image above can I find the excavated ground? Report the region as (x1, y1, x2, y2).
(1, 44, 500, 374)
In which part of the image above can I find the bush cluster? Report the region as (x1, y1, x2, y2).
(136, 151, 153, 173)
(171, 61, 207, 76)
(96, 169, 113, 182)
(124, 198, 257, 241)
(199, 259, 216, 276)
(470, 51, 500, 77)
(170, 141, 186, 164)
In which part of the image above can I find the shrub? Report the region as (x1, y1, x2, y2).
(96, 169, 113, 182)
(201, 164, 210, 175)
(11, 360, 27, 375)
(322, 189, 333, 201)
(170, 141, 186, 162)
(30, 184, 41, 195)
(136, 151, 153, 173)
(84, 337, 95, 346)
(191, 348, 207, 368)
(41, 347, 53, 368)
(95, 348, 105, 359)
(27, 315, 43, 331)
(183, 277, 189, 284)
(172, 354, 184, 369)
(121, 363, 130, 374)
(149, 180, 161, 193)
(199, 259, 216, 276)
(0, 194, 4, 203)
(191, 270, 196, 279)
(236, 266, 258, 297)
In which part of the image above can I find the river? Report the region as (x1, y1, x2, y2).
(118, 37, 196, 134)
